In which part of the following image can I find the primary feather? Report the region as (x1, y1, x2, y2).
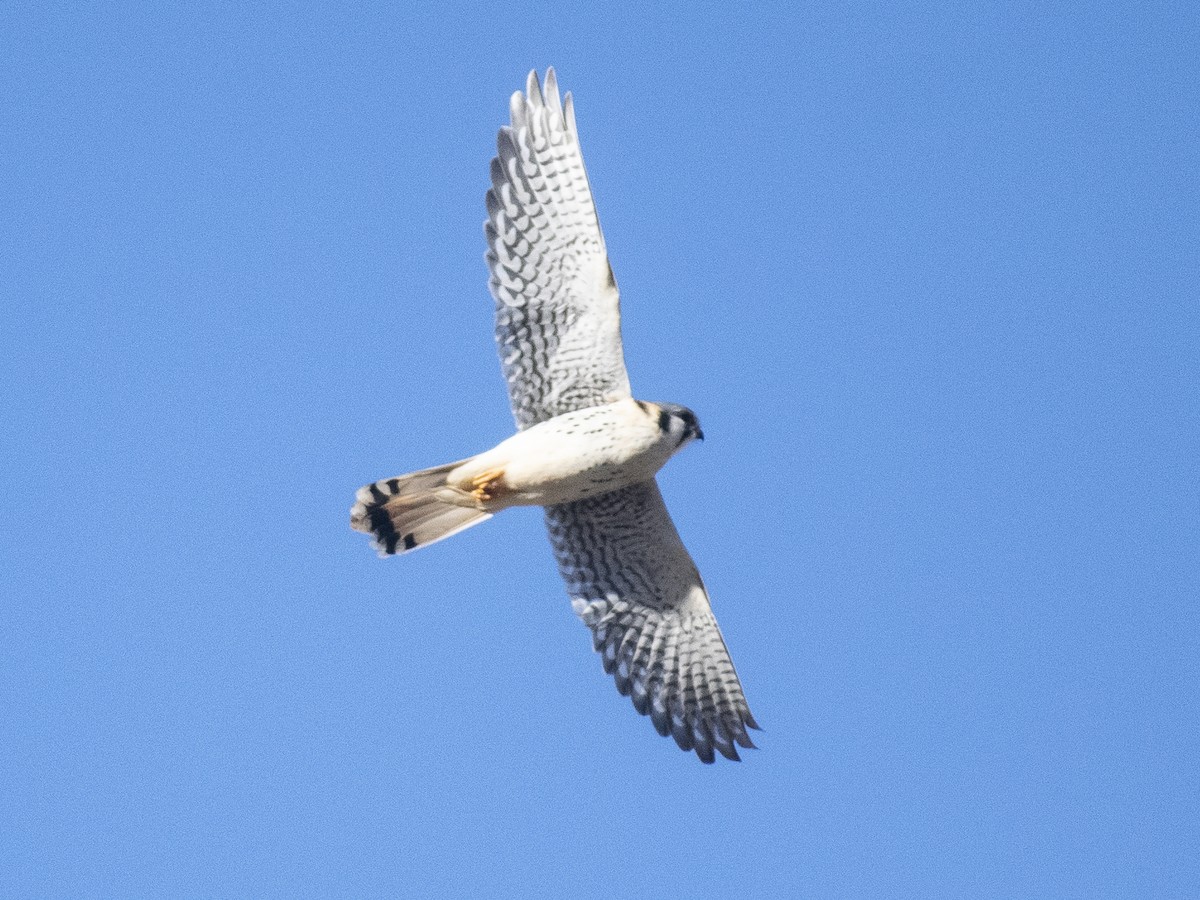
(486, 68, 631, 430)
(546, 481, 758, 763)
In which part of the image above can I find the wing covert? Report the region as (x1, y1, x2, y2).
(544, 481, 758, 762)
(485, 68, 631, 429)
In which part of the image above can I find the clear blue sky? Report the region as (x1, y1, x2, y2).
(3, 2, 1197, 897)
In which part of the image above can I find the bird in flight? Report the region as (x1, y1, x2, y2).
(351, 69, 758, 762)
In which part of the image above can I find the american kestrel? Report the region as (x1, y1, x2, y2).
(351, 69, 758, 762)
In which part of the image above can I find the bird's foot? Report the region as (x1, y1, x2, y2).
(470, 468, 508, 503)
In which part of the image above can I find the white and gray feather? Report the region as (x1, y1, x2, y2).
(546, 480, 758, 763)
(485, 68, 631, 430)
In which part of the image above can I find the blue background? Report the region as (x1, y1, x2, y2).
(3, 2, 1197, 897)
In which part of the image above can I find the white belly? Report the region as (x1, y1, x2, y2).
(446, 399, 679, 508)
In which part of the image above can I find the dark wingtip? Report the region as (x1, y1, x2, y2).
(715, 741, 742, 762)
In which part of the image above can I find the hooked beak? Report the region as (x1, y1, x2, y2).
(694, 427, 705, 442)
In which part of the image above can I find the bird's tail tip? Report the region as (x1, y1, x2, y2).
(351, 460, 491, 555)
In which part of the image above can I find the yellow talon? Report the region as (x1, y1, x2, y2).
(470, 468, 506, 502)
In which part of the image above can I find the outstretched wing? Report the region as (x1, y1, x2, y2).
(545, 481, 758, 763)
(485, 68, 631, 430)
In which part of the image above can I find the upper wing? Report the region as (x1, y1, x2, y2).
(485, 68, 631, 430)
(545, 481, 759, 763)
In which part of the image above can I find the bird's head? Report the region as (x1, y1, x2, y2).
(654, 402, 704, 447)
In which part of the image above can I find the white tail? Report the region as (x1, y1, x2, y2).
(350, 459, 492, 556)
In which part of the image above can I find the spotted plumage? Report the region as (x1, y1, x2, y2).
(351, 68, 757, 762)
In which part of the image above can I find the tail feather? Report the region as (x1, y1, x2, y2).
(351, 459, 491, 556)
